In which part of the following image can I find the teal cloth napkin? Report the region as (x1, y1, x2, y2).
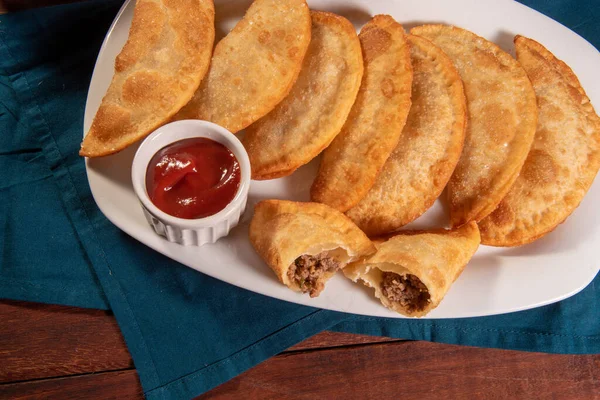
(1, 1, 599, 399)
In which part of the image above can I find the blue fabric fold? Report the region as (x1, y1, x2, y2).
(0, 8, 109, 308)
(0, 1, 599, 399)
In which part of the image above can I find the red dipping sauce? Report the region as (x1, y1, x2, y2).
(146, 138, 241, 219)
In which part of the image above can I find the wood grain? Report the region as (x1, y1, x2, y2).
(287, 331, 400, 352)
(2, 334, 598, 400)
(0, 301, 132, 383)
(0, 370, 143, 400)
(0, 301, 394, 384)
(201, 341, 600, 399)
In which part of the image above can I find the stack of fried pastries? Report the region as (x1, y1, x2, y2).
(82, 1, 600, 316)
(246, 15, 599, 316)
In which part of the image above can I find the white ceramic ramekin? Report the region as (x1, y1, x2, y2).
(131, 120, 251, 246)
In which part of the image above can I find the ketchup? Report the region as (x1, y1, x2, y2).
(146, 138, 241, 219)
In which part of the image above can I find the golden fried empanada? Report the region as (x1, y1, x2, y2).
(243, 11, 363, 180)
(346, 34, 466, 235)
(479, 36, 600, 246)
(80, 0, 215, 157)
(249, 200, 375, 297)
(344, 222, 480, 317)
(411, 25, 538, 227)
(311, 15, 413, 212)
(173, 0, 311, 133)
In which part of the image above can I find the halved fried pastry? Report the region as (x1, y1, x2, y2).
(249, 200, 375, 297)
(243, 11, 364, 180)
(173, 0, 311, 133)
(411, 25, 538, 227)
(311, 15, 413, 212)
(479, 36, 600, 246)
(80, 0, 215, 157)
(346, 34, 466, 235)
(344, 222, 480, 317)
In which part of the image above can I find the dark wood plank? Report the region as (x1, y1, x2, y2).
(0, 301, 132, 383)
(0, 370, 143, 400)
(5, 337, 597, 400)
(0, 301, 395, 384)
(200, 341, 600, 399)
(286, 330, 400, 352)
(2, 301, 598, 399)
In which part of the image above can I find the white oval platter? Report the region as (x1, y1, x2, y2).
(84, 0, 600, 318)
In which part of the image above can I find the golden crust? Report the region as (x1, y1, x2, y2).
(411, 25, 538, 226)
(310, 15, 413, 212)
(243, 11, 364, 180)
(173, 0, 311, 133)
(343, 222, 480, 317)
(346, 34, 466, 235)
(479, 36, 600, 246)
(249, 200, 375, 295)
(80, 0, 215, 157)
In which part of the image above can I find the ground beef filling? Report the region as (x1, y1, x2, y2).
(287, 252, 341, 297)
(380, 272, 430, 313)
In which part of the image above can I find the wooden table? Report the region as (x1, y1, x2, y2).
(1, 1, 599, 398)
(0, 300, 599, 399)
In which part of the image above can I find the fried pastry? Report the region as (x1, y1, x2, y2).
(346, 34, 466, 235)
(80, 0, 215, 157)
(344, 222, 480, 317)
(479, 36, 600, 246)
(311, 15, 413, 212)
(249, 200, 375, 297)
(411, 25, 538, 227)
(243, 11, 363, 180)
(173, 0, 311, 133)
